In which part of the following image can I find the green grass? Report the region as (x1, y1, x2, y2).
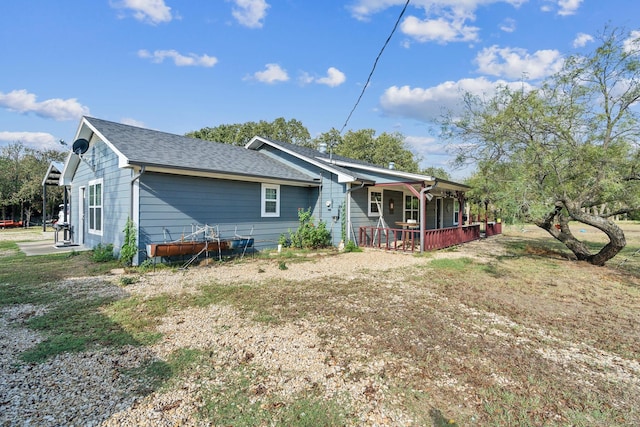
(427, 257, 476, 271)
(0, 242, 141, 362)
(3, 226, 640, 425)
(199, 364, 352, 426)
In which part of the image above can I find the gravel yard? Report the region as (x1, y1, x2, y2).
(2, 228, 639, 426)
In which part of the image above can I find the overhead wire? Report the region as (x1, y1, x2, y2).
(339, 0, 411, 134)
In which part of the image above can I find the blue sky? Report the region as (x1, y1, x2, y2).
(0, 0, 637, 178)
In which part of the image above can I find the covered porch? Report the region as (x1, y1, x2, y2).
(350, 178, 501, 253)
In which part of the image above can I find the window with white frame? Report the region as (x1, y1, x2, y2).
(453, 200, 460, 225)
(368, 189, 382, 216)
(88, 178, 103, 235)
(261, 183, 280, 217)
(405, 195, 419, 221)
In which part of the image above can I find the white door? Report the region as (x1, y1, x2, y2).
(78, 186, 85, 245)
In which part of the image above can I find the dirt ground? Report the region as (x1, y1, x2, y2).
(2, 224, 640, 426)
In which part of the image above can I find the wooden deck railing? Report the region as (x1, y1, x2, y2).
(358, 224, 483, 252)
(486, 221, 502, 237)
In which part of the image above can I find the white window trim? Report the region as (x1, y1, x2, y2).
(453, 199, 460, 225)
(368, 188, 382, 217)
(404, 193, 419, 222)
(261, 183, 280, 217)
(88, 178, 103, 236)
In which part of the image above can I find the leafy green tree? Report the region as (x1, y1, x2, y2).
(311, 127, 342, 151)
(190, 120, 428, 175)
(186, 117, 311, 147)
(444, 27, 640, 265)
(0, 142, 64, 224)
(334, 129, 421, 172)
(421, 166, 450, 180)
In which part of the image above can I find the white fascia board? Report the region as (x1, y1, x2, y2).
(60, 117, 132, 185)
(246, 136, 356, 183)
(330, 159, 436, 182)
(80, 117, 130, 168)
(59, 151, 80, 186)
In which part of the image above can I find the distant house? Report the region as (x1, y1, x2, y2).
(59, 116, 477, 265)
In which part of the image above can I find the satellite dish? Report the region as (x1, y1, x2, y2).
(71, 138, 89, 155)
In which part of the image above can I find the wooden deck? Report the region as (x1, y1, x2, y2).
(358, 222, 502, 252)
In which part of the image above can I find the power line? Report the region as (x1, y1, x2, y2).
(339, 0, 411, 134)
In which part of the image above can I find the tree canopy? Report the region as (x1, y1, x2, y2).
(186, 117, 312, 147)
(445, 27, 640, 265)
(189, 119, 427, 174)
(0, 142, 65, 224)
(318, 128, 421, 173)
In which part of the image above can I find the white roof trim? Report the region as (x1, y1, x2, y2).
(60, 117, 131, 184)
(246, 136, 357, 183)
(80, 117, 130, 168)
(329, 159, 436, 182)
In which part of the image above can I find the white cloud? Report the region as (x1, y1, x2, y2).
(231, 0, 270, 28)
(348, 0, 527, 45)
(475, 45, 564, 80)
(251, 63, 289, 84)
(405, 135, 441, 155)
(0, 131, 58, 150)
(298, 72, 315, 85)
(314, 67, 347, 87)
(138, 49, 218, 67)
(401, 15, 480, 43)
(379, 77, 534, 122)
(557, 0, 583, 16)
(623, 30, 640, 53)
(499, 18, 516, 33)
(0, 89, 90, 121)
(112, 0, 173, 24)
(572, 32, 594, 48)
(540, 0, 583, 16)
(120, 117, 146, 128)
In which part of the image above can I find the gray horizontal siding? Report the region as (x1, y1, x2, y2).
(138, 172, 317, 255)
(70, 139, 131, 254)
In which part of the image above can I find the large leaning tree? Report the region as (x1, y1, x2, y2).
(444, 27, 640, 266)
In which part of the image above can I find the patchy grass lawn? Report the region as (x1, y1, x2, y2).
(1, 223, 640, 425)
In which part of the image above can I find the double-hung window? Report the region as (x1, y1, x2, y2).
(368, 189, 382, 216)
(261, 183, 280, 217)
(88, 178, 103, 235)
(404, 195, 419, 221)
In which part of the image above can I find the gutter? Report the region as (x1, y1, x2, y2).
(130, 166, 145, 218)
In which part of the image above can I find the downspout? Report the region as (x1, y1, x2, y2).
(419, 181, 437, 253)
(130, 166, 146, 218)
(130, 166, 145, 265)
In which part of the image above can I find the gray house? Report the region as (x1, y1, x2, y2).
(59, 116, 472, 265)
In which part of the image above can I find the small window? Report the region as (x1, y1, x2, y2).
(368, 189, 382, 216)
(261, 183, 280, 217)
(88, 178, 103, 235)
(405, 195, 419, 221)
(453, 200, 460, 225)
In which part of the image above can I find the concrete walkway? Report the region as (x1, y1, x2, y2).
(17, 240, 90, 256)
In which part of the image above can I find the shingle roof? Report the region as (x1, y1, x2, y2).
(264, 138, 381, 168)
(84, 117, 319, 184)
(247, 137, 369, 182)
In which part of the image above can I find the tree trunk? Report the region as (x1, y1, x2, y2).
(536, 201, 626, 266)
